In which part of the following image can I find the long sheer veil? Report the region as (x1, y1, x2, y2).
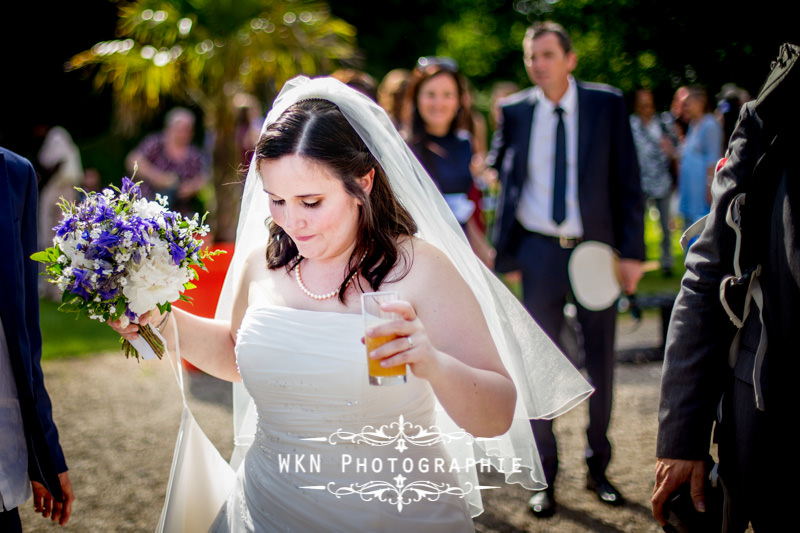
(214, 76, 592, 516)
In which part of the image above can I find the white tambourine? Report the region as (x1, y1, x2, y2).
(568, 241, 621, 311)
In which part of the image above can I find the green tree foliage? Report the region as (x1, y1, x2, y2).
(56, 0, 797, 241)
(347, 0, 794, 120)
(68, 0, 360, 240)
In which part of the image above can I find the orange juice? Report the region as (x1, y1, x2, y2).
(365, 333, 406, 378)
(362, 291, 406, 386)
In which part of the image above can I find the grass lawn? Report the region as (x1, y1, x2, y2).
(39, 298, 123, 360)
(638, 203, 686, 297)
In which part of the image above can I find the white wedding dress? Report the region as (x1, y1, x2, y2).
(209, 303, 474, 532)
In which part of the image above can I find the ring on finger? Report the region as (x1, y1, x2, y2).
(407, 336, 414, 349)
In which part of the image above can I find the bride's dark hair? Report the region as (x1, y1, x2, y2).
(255, 98, 418, 301)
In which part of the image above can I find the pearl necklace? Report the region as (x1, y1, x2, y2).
(294, 253, 365, 301)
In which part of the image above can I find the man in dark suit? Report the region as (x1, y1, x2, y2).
(652, 43, 800, 532)
(488, 21, 644, 517)
(1, 146, 73, 531)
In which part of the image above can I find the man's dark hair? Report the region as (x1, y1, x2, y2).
(686, 84, 711, 113)
(524, 21, 573, 54)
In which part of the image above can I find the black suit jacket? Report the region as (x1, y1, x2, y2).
(657, 102, 800, 459)
(0, 146, 67, 502)
(488, 82, 644, 272)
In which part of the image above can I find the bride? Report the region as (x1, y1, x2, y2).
(112, 76, 591, 531)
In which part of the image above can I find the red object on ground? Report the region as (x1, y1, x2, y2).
(172, 241, 235, 372)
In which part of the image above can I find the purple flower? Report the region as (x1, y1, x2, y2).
(89, 198, 116, 223)
(120, 177, 141, 197)
(169, 242, 186, 264)
(96, 280, 119, 301)
(54, 215, 78, 238)
(89, 230, 120, 259)
(69, 268, 93, 300)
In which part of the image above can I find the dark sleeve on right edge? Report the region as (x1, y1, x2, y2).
(656, 103, 762, 459)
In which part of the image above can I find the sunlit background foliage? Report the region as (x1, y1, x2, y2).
(1, 0, 793, 240)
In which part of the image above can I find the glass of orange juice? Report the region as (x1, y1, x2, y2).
(362, 291, 406, 386)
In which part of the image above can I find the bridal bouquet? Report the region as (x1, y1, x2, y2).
(33, 177, 222, 360)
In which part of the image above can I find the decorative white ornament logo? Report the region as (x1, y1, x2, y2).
(297, 415, 502, 511)
(301, 414, 482, 453)
(309, 477, 475, 512)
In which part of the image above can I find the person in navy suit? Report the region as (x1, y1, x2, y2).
(1, 146, 73, 531)
(487, 21, 644, 517)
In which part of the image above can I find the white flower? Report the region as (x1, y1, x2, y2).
(122, 242, 191, 316)
(58, 232, 95, 270)
(132, 198, 167, 220)
(57, 233, 79, 259)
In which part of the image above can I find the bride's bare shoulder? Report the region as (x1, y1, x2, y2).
(392, 237, 483, 317)
(239, 246, 284, 297)
(403, 236, 455, 269)
(242, 245, 285, 282)
(243, 245, 268, 273)
(394, 236, 463, 288)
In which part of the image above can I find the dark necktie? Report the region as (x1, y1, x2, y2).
(552, 106, 566, 225)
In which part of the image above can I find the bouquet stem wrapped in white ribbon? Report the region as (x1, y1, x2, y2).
(33, 177, 224, 360)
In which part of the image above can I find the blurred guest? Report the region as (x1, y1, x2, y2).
(630, 88, 676, 276)
(1, 146, 74, 531)
(36, 126, 84, 299)
(402, 56, 495, 268)
(478, 81, 521, 188)
(377, 68, 411, 129)
(233, 93, 263, 172)
(715, 83, 751, 152)
(664, 85, 690, 143)
(126, 107, 210, 216)
(659, 86, 689, 194)
(463, 78, 489, 175)
(488, 21, 644, 517)
(462, 79, 491, 237)
(490, 81, 521, 132)
(331, 69, 378, 102)
(678, 85, 723, 230)
(81, 168, 102, 193)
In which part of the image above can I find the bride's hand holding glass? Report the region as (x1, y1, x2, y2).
(364, 299, 443, 381)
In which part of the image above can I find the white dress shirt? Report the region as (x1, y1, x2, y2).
(516, 76, 583, 238)
(0, 316, 31, 511)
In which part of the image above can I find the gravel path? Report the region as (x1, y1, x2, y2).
(19, 314, 667, 532)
